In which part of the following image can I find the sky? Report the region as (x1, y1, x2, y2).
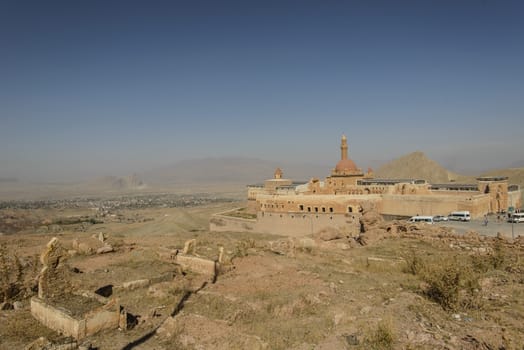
(1, 0, 523, 182)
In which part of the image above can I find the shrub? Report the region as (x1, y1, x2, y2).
(366, 320, 395, 350)
(402, 251, 425, 275)
(419, 258, 482, 311)
(422, 263, 461, 310)
(490, 239, 506, 270)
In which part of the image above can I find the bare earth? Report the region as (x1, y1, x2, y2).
(1, 199, 524, 350)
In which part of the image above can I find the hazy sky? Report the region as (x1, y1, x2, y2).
(1, 0, 523, 182)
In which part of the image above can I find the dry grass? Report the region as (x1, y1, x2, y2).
(363, 319, 396, 350)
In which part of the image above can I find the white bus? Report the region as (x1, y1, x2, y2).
(508, 212, 524, 223)
(448, 211, 471, 222)
(408, 216, 434, 224)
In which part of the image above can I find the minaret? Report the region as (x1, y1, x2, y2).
(341, 134, 348, 160)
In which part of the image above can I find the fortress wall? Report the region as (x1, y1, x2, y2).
(210, 210, 359, 237)
(508, 190, 522, 210)
(381, 194, 490, 218)
(257, 194, 381, 215)
(254, 212, 357, 237)
(247, 198, 258, 213)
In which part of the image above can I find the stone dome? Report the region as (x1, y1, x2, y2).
(335, 158, 358, 172)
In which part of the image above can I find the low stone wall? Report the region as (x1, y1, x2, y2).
(31, 297, 120, 340)
(255, 212, 354, 237)
(209, 213, 256, 232)
(114, 272, 176, 292)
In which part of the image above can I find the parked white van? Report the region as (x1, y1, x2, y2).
(508, 212, 524, 223)
(448, 211, 471, 221)
(408, 216, 434, 224)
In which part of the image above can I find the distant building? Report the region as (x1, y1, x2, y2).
(212, 135, 522, 236)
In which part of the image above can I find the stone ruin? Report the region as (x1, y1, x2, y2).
(71, 232, 114, 256)
(31, 237, 125, 341)
(37, 237, 73, 299)
(27, 235, 244, 348)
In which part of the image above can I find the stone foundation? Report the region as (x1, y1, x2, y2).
(30, 297, 122, 340)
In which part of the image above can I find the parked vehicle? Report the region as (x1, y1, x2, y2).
(408, 216, 434, 224)
(508, 212, 524, 223)
(433, 215, 449, 222)
(448, 211, 471, 222)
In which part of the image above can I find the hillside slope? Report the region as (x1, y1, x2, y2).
(375, 151, 473, 183)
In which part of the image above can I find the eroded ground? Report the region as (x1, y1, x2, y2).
(1, 201, 524, 350)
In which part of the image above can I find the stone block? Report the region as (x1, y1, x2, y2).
(175, 255, 217, 277)
(30, 297, 120, 340)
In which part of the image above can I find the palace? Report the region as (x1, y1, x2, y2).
(211, 136, 522, 237)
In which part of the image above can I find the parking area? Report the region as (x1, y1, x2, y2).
(435, 218, 524, 239)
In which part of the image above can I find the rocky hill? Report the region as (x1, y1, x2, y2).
(482, 167, 524, 189)
(374, 151, 473, 183)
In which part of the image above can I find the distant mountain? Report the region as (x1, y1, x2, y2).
(375, 151, 474, 183)
(141, 157, 330, 186)
(481, 167, 524, 188)
(508, 160, 524, 168)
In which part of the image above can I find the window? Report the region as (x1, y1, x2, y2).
(329, 207, 333, 213)
(315, 207, 318, 213)
(299, 205, 304, 211)
(322, 207, 326, 213)
(348, 207, 353, 213)
(308, 207, 311, 212)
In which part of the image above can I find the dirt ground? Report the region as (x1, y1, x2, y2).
(1, 202, 524, 350)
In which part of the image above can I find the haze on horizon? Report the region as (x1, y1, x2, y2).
(1, 0, 523, 183)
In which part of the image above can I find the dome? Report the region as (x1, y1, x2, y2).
(335, 158, 358, 172)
